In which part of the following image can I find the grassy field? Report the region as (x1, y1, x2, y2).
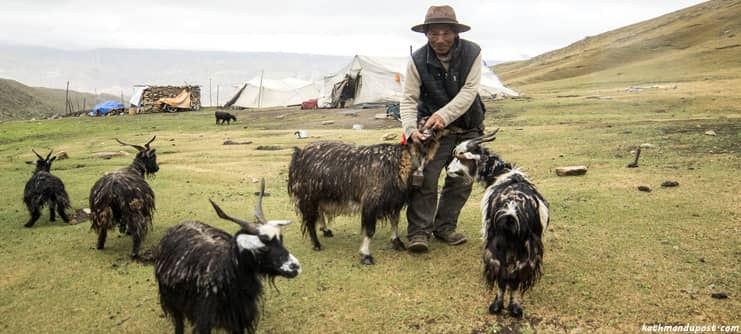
(0, 76, 739, 334)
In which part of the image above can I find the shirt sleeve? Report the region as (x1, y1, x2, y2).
(433, 51, 482, 126)
(400, 58, 422, 138)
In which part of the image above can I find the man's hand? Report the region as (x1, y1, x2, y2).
(409, 129, 430, 144)
(424, 113, 446, 130)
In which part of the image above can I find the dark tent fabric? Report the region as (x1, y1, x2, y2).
(90, 101, 124, 116)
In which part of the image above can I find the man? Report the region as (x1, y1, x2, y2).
(401, 5, 486, 252)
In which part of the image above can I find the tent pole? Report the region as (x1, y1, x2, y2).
(258, 70, 264, 109)
(64, 81, 70, 114)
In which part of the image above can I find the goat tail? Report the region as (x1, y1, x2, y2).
(519, 235, 544, 293)
(55, 189, 72, 210)
(90, 207, 113, 232)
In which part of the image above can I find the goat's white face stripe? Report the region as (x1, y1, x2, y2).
(236, 234, 265, 253)
(453, 140, 473, 156)
(447, 158, 471, 179)
(257, 224, 281, 240)
(281, 254, 301, 274)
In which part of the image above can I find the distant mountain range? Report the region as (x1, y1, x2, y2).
(0, 44, 352, 105)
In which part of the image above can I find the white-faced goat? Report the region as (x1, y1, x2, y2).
(90, 136, 158, 258)
(288, 128, 442, 265)
(447, 129, 550, 318)
(154, 179, 301, 334)
(23, 149, 71, 227)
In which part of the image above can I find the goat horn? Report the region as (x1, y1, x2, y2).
(254, 178, 267, 224)
(209, 199, 259, 235)
(470, 128, 500, 145)
(114, 138, 145, 152)
(144, 136, 156, 149)
(45, 150, 53, 160)
(32, 149, 44, 160)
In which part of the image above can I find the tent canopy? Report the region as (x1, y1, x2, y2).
(318, 55, 518, 108)
(90, 101, 124, 116)
(224, 77, 320, 109)
(129, 86, 148, 107)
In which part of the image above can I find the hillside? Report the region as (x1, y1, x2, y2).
(0, 78, 119, 120)
(494, 0, 741, 88)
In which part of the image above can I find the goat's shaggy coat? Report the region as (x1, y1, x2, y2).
(215, 111, 237, 125)
(23, 150, 71, 227)
(447, 130, 550, 318)
(155, 182, 300, 334)
(90, 137, 158, 258)
(288, 132, 441, 264)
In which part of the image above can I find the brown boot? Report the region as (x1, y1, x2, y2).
(407, 234, 429, 253)
(434, 231, 467, 245)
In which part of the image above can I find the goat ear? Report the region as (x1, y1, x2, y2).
(236, 234, 267, 253)
(456, 152, 481, 160)
(267, 220, 292, 227)
(25, 161, 35, 165)
(49, 156, 57, 162)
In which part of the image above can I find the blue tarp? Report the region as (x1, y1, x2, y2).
(90, 101, 124, 116)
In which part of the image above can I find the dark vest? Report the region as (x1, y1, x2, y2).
(412, 38, 485, 130)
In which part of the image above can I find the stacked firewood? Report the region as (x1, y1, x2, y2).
(138, 86, 201, 113)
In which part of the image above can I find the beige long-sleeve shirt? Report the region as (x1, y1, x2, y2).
(400, 51, 482, 138)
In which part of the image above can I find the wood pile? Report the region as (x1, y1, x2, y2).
(137, 85, 201, 113)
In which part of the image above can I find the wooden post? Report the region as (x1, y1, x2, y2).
(64, 81, 70, 114)
(627, 148, 641, 168)
(209, 78, 213, 107)
(216, 85, 220, 108)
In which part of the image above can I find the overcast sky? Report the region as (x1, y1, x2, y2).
(1, 0, 707, 61)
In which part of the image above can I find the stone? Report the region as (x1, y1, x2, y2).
(555, 166, 587, 176)
(382, 133, 398, 141)
(56, 151, 69, 160)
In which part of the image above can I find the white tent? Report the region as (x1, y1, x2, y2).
(318, 55, 518, 108)
(129, 85, 148, 107)
(224, 77, 320, 109)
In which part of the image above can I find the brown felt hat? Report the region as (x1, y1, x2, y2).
(411, 5, 471, 33)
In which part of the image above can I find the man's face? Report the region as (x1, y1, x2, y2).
(426, 24, 457, 56)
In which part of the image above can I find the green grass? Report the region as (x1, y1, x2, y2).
(0, 80, 738, 334)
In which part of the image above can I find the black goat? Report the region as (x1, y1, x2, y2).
(23, 149, 71, 227)
(288, 128, 442, 265)
(90, 136, 158, 258)
(447, 130, 550, 318)
(215, 111, 237, 125)
(155, 179, 301, 334)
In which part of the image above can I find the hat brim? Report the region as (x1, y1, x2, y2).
(411, 21, 471, 33)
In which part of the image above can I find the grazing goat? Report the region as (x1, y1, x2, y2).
(215, 111, 237, 125)
(288, 127, 442, 265)
(90, 136, 158, 258)
(155, 179, 301, 334)
(23, 149, 71, 227)
(447, 129, 550, 318)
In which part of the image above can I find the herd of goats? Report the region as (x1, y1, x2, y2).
(22, 123, 550, 333)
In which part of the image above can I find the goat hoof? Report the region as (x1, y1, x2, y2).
(361, 255, 375, 265)
(24, 222, 34, 228)
(312, 245, 322, 251)
(508, 303, 523, 318)
(391, 238, 406, 251)
(322, 229, 334, 237)
(489, 300, 504, 314)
